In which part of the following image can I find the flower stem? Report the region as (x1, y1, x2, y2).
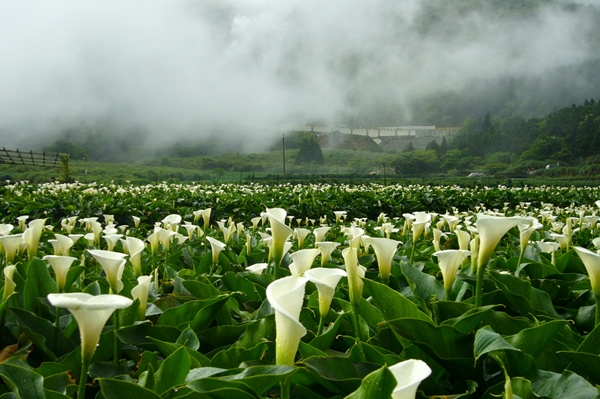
(317, 315, 325, 336)
(475, 260, 487, 308)
(595, 295, 600, 327)
(113, 310, 120, 365)
(444, 286, 452, 302)
(78, 356, 90, 399)
(280, 376, 291, 399)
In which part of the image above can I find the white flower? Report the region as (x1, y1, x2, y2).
(43, 255, 78, 292)
(389, 359, 432, 399)
(363, 237, 401, 282)
(47, 293, 133, 361)
(87, 249, 128, 293)
(131, 275, 153, 321)
(289, 248, 320, 276)
(305, 267, 347, 317)
(266, 276, 308, 366)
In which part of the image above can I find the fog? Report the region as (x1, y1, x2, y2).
(0, 0, 598, 153)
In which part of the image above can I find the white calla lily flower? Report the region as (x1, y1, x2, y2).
(2, 265, 16, 302)
(131, 275, 153, 320)
(289, 248, 320, 276)
(43, 255, 78, 292)
(47, 293, 133, 361)
(317, 241, 340, 267)
(246, 263, 269, 275)
(266, 275, 308, 366)
(0, 234, 24, 265)
(433, 250, 471, 299)
(23, 218, 46, 260)
(363, 237, 401, 283)
(87, 249, 128, 293)
(305, 267, 347, 318)
(389, 359, 432, 399)
(126, 236, 145, 276)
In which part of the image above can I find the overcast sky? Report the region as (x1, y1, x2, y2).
(0, 0, 598, 150)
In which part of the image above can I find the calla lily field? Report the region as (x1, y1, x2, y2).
(2, 181, 600, 398)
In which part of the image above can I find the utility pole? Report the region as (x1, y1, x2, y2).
(383, 162, 387, 186)
(282, 133, 286, 179)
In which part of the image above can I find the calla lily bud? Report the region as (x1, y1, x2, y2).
(131, 275, 153, 320)
(47, 293, 133, 361)
(132, 216, 140, 229)
(289, 248, 320, 276)
(43, 255, 78, 292)
(2, 265, 16, 302)
(266, 276, 308, 366)
(363, 237, 401, 282)
(305, 268, 347, 318)
(389, 359, 432, 399)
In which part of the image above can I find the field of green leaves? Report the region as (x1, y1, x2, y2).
(2, 181, 600, 398)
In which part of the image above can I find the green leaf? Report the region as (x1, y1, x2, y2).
(388, 318, 473, 360)
(157, 295, 231, 332)
(8, 307, 77, 360)
(177, 327, 200, 351)
(210, 343, 267, 369)
(116, 321, 182, 350)
(531, 370, 599, 399)
(154, 346, 191, 395)
(489, 271, 561, 320)
(98, 378, 161, 399)
(400, 261, 445, 304)
(344, 365, 397, 399)
(186, 378, 257, 399)
(221, 365, 295, 396)
(363, 279, 432, 323)
(0, 363, 46, 399)
(23, 258, 58, 316)
(504, 320, 567, 359)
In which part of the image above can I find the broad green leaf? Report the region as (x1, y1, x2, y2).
(98, 378, 161, 399)
(116, 321, 182, 350)
(557, 351, 600, 385)
(440, 304, 498, 334)
(210, 343, 267, 369)
(23, 258, 58, 316)
(177, 327, 200, 351)
(363, 279, 432, 323)
(489, 271, 561, 320)
(400, 261, 445, 304)
(309, 313, 346, 351)
(345, 365, 397, 399)
(531, 370, 599, 399)
(8, 307, 76, 360)
(186, 378, 256, 398)
(0, 363, 46, 399)
(154, 346, 191, 395)
(504, 320, 567, 359)
(221, 365, 295, 396)
(388, 318, 473, 360)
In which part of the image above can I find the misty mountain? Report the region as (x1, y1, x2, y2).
(1, 0, 598, 157)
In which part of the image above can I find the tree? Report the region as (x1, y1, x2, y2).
(295, 136, 324, 165)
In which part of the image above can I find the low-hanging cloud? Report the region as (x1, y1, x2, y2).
(0, 0, 598, 152)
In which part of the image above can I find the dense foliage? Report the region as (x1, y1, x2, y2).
(2, 182, 600, 398)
